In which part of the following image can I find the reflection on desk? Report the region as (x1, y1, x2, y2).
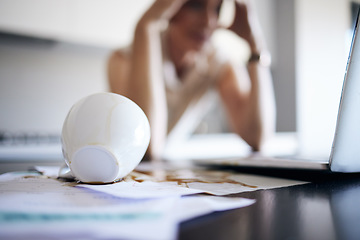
(180, 174, 360, 240)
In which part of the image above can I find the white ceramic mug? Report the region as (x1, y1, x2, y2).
(61, 92, 150, 184)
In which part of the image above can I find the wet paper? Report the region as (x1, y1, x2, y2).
(0, 171, 254, 240)
(80, 163, 307, 197)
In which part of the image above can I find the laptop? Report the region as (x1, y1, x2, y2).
(194, 11, 360, 174)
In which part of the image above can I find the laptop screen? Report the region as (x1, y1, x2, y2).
(330, 9, 360, 172)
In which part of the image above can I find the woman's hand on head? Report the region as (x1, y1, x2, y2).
(226, 0, 263, 51)
(141, 0, 188, 24)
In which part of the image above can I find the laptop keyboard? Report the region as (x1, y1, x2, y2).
(0, 132, 61, 146)
(0, 132, 63, 161)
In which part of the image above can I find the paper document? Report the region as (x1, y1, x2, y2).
(0, 171, 254, 240)
(5, 162, 307, 240)
(79, 180, 203, 199)
(81, 162, 307, 198)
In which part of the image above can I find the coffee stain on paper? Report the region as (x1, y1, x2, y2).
(124, 169, 258, 189)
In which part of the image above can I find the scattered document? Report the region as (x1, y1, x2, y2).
(79, 180, 203, 199)
(0, 171, 254, 240)
(0, 162, 307, 240)
(81, 163, 307, 197)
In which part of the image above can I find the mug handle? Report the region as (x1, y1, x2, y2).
(58, 163, 75, 181)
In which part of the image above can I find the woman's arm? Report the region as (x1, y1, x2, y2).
(108, 0, 187, 159)
(217, 0, 276, 151)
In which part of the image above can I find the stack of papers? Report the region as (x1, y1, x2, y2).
(0, 162, 307, 239)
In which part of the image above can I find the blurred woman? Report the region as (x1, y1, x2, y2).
(108, 0, 276, 159)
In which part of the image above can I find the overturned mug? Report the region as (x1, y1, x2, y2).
(61, 92, 150, 184)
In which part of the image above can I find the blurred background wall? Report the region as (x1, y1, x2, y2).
(0, 0, 358, 156)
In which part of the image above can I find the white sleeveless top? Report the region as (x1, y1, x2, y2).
(115, 38, 227, 143)
(162, 41, 226, 142)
